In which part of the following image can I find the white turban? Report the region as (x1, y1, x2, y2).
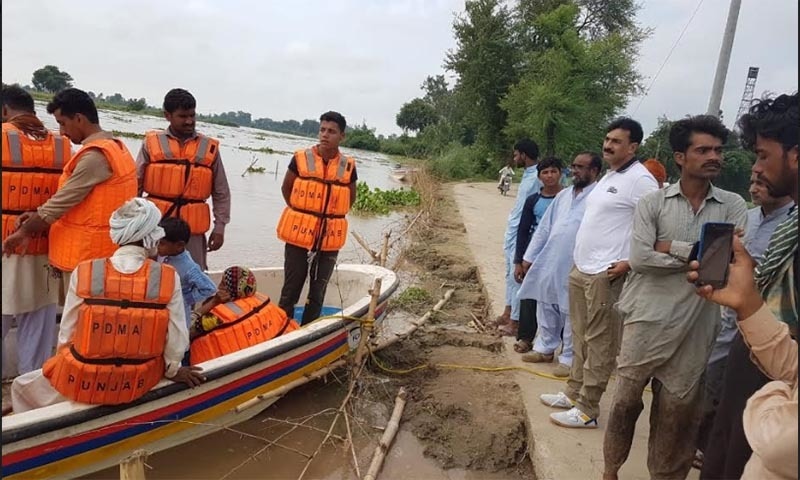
(109, 198, 165, 249)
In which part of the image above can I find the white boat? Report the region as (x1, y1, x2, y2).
(390, 165, 419, 183)
(1, 264, 398, 480)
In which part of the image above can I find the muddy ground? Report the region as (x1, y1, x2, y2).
(371, 182, 534, 478)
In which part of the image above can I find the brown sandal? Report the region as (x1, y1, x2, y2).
(513, 339, 532, 353)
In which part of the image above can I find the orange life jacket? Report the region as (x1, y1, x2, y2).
(276, 147, 355, 252)
(48, 137, 137, 272)
(42, 257, 175, 405)
(1, 123, 69, 255)
(142, 131, 219, 235)
(190, 292, 300, 365)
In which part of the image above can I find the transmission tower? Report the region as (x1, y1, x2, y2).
(735, 67, 760, 126)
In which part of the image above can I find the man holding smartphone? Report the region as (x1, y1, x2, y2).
(602, 115, 747, 480)
(695, 92, 798, 480)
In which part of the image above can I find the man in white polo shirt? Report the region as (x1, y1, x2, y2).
(540, 117, 658, 428)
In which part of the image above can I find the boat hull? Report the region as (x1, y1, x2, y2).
(2, 264, 398, 480)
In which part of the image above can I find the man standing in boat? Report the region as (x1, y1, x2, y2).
(136, 88, 232, 271)
(2, 88, 138, 289)
(276, 111, 358, 324)
(1, 85, 67, 379)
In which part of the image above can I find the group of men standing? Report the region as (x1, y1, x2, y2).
(2, 84, 358, 411)
(496, 93, 797, 480)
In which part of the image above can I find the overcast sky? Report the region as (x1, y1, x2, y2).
(3, 0, 797, 138)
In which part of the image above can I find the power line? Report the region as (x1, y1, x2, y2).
(632, 0, 706, 116)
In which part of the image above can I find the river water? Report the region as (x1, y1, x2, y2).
(33, 105, 473, 479)
(35, 103, 408, 271)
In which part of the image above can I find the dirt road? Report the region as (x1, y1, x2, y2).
(452, 182, 700, 480)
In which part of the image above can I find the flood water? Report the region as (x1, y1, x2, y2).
(35, 103, 409, 271)
(32, 105, 467, 479)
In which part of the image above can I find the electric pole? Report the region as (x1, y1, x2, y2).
(706, 0, 742, 117)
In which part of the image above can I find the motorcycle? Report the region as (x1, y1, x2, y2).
(499, 175, 511, 196)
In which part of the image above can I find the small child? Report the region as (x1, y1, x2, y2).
(157, 217, 218, 330)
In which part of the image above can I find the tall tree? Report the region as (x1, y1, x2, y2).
(396, 98, 439, 133)
(31, 65, 74, 93)
(502, 3, 644, 157)
(444, 0, 518, 153)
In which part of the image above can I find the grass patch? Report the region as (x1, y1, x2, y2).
(111, 130, 144, 140)
(392, 286, 432, 314)
(351, 181, 421, 215)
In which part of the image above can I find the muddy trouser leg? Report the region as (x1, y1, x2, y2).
(700, 332, 769, 479)
(565, 266, 586, 401)
(516, 299, 538, 343)
(279, 244, 310, 321)
(186, 234, 208, 271)
(301, 250, 339, 324)
(574, 272, 625, 420)
(648, 378, 704, 480)
(603, 375, 649, 476)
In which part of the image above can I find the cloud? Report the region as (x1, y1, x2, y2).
(2, 0, 796, 138)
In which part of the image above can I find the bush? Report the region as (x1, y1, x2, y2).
(428, 143, 491, 180)
(352, 181, 421, 215)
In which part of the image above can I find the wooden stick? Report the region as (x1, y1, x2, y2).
(241, 156, 259, 177)
(372, 289, 454, 351)
(469, 312, 486, 332)
(234, 359, 346, 413)
(352, 231, 379, 262)
(119, 450, 148, 480)
(355, 278, 382, 367)
(389, 210, 424, 248)
(343, 409, 361, 479)
(363, 388, 408, 480)
(379, 230, 391, 267)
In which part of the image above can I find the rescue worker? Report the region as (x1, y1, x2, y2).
(136, 88, 231, 271)
(276, 111, 358, 324)
(10, 198, 205, 413)
(1, 85, 67, 378)
(2, 88, 137, 284)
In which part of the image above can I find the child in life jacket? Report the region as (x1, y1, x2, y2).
(190, 266, 257, 339)
(157, 217, 217, 340)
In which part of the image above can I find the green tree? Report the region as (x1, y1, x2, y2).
(639, 116, 678, 181)
(445, 0, 518, 153)
(342, 124, 380, 151)
(502, 3, 643, 157)
(31, 65, 74, 93)
(126, 98, 147, 111)
(396, 98, 439, 133)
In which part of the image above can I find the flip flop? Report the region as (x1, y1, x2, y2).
(513, 339, 532, 353)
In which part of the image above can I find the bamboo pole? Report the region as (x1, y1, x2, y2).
(241, 156, 259, 177)
(389, 210, 423, 249)
(234, 359, 347, 413)
(119, 450, 148, 480)
(354, 278, 382, 367)
(352, 231, 379, 262)
(363, 388, 407, 480)
(372, 289, 454, 351)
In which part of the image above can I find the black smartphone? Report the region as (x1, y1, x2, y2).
(696, 222, 735, 289)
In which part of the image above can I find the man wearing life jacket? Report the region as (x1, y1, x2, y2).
(136, 88, 231, 271)
(1, 88, 138, 289)
(1, 85, 67, 381)
(276, 111, 358, 324)
(10, 198, 205, 412)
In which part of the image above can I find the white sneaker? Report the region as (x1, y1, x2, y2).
(550, 407, 598, 429)
(539, 392, 575, 409)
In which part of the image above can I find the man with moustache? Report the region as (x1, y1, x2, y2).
(602, 115, 747, 480)
(540, 118, 658, 428)
(696, 92, 798, 480)
(515, 152, 602, 377)
(696, 174, 793, 465)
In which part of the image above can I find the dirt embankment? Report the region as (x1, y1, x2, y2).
(375, 176, 533, 478)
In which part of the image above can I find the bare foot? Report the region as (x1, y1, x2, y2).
(602, 473, 618, 480)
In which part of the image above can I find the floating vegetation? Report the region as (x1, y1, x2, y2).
(246, 165, 266, 174)
(352, 181, 421, 215)
(111, 130, 144, 139)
